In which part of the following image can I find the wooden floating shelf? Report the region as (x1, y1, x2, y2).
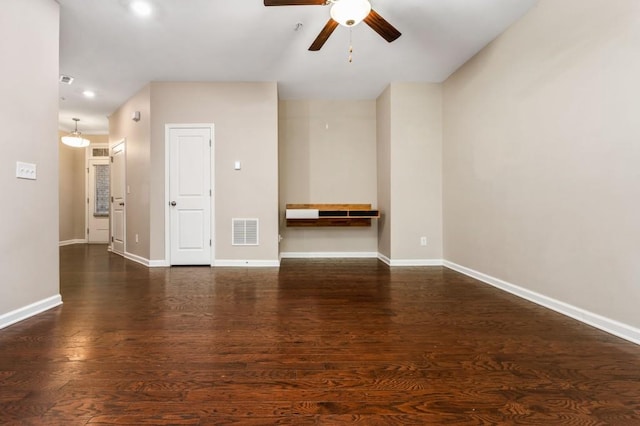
(286, 203, 380, 227)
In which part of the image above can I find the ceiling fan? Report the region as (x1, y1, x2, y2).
(264, 0, 401, 51)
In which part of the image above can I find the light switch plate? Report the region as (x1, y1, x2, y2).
(16, 161, 37, 180)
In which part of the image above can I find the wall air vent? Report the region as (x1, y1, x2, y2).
(59, 74, 74, 84)
(232, 219, 259, 246)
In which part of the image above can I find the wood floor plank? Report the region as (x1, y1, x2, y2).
(0, 244, 638, 424)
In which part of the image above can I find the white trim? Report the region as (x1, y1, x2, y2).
(213, 259, 280, 267)
(59, 239, 87, 246)
(87, 142, 110, 159)
(122, 253, 277, 268)
(110, 139, 126, 256)
(165, 124, 215, 267)
(377, 253, 392, 265)
(111, 250, 165, 267)
(123, 251, 151, 267)
(86, 153, 110, 244)
(443, 260, 640, 346)
(377, 253, 443, 266)
(388, 259, 443, 267)
(279, 252, 443, 266)
(280, 252, 379, 259)
(0, 295, 63, 330)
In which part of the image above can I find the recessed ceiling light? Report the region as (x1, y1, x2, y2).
(130, 1, 152, 17)
(59, 75, 74, 85)
(83, 90, 96, 98)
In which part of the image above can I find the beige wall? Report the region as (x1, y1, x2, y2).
(279, 100, 378, 254)
(59, 134, 110, 243)
(376, 87, 392, 258)
(0, 0, 60, 316)
(149, 82, 279, 262)
(109, 85, 152, 259)
(443, 0, 640, 327)
(376, 83, 443, 262)
(59, 132, 85, 242)
(390, 83, 443, 261)
(108, 82, 280, 264)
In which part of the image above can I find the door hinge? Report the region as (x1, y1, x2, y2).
(111, 236, 114, 242)
(87, 197, 89, 204)
(210, 239, 212, 247)
(110, 156, 114, 163)
(209, 139, 211, 147)
(209, 189, 212, 196)
(111, 196, 114, 203)
(87, 228, 89, 234)
(86, 167, 89, 173)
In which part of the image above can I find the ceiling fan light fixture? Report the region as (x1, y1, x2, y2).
(61, 118, 90, 148)
(330, 0, 371, 27)
(130, 1, 152, 17)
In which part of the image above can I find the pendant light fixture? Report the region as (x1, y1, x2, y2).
(61, 118, 90, 148)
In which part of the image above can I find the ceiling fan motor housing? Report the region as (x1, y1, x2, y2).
(263, 0, 401, 51)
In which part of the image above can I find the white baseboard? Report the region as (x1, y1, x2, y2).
(377, 253, 443, 266)
(213, 259, 280, 267)
(124, 251, 172, 267)
(280, 252, 378, 259)
(111, 250, 165, 267)
(119, 252, 280, 268)
(122, 251, 151, 267)
(443, 260, 640, 346)
(59, 239, 86, 246)
(279, 252, 442, 266)
(0, 295, 63, 330)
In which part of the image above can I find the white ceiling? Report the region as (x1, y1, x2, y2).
(58, 0, 537, 134)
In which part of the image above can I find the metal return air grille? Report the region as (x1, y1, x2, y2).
(232, 219, 259, 246)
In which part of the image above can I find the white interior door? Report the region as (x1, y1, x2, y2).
(110, 141, 125, 255)
(87, 158, 110, 243)
(169, 127, 212, 265)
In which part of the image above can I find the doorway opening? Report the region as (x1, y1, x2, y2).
(86, 145, 110, 243)
(110, 140, 126, 256)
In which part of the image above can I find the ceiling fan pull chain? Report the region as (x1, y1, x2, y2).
(349, 28, 353, 63)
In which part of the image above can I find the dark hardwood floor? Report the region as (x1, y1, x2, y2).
(1, 244, 639, 424)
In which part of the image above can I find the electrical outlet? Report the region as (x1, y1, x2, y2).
(420, 237, 427, 246)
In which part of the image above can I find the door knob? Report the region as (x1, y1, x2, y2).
(170, 201, 177, 206)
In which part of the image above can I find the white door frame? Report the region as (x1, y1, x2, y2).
(86, 143, 110, 243)
(164, 124, 215, 266)
(110, 139, 126, 255)
(86, 158, 110, 243)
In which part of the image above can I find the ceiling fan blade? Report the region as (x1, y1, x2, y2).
(309, 19, 339, 51)
(264, 0, 325, 5)
(363, 9, 401, 43)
